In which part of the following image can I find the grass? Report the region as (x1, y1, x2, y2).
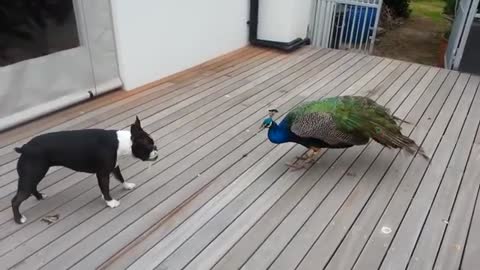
(410, 0, 449, 25)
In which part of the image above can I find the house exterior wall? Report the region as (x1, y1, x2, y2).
(110, 0, 250, 90)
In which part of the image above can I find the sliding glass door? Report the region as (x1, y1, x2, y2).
(0, 0, 120, 131)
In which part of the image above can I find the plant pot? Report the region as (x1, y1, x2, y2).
(438, 36, 448, 68)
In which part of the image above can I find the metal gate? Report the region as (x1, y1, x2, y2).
(308, 0, 383, 54)
(445, 0, 479, 69)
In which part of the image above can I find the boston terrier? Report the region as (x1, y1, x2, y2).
(11, 116, 158, 224)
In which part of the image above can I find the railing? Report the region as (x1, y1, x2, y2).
(308, 0, 383, 54)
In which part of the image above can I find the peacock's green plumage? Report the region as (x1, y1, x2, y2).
(262, 95, 427, 160)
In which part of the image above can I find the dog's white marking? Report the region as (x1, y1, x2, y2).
(20, 215, 27, 224)
(149, 150, 158, 160)
(123, 182, 136, 190)
(106, 199, 120, 208)
(116, 130, 132, 157)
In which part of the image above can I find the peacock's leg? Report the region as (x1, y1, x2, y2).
(286, 148, 321, 170)
(304, 148, 322, 164)
(296, 148, 315, 160)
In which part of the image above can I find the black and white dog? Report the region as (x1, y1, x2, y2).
(11, 117, 158, 224)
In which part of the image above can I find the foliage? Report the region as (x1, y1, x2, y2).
(384, 0, 412, 18)
(443, 0, 456, 15)
(411, 0, 448, 23)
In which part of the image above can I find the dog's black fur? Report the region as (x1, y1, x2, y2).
(11, 117, 157, 224)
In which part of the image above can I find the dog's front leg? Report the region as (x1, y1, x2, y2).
(112, 166, 136, 190)
(96, 173, 120, 208)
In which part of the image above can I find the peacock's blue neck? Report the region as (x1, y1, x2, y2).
(267, 120, 291, 144)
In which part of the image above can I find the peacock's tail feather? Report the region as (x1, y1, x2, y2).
(285, 96, 429, 159)
(336, 96, 428, 160)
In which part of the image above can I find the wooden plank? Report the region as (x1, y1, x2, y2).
(0, 49, 337, 269)
(130, 144, 303, 270)
(212, 61, 413, 270)
(0, 50, 281, 198)
(0, 49, 275, 184)
(380, 73, 472, 270)
(0, 48, 320, 241)
(462, 185, 480, 270)
(40, 49, 344, 268)
(159, 59, 403, 270)
(0, 50, 281, 202)
(0, 47, 263, 159)
(127, 56, 389, 270)
(46, 52, 371, 270)
(0, 49, 269, 186)
(291, 67, 441, 270)
(406, 76, 480, 270)
(0, 49, 308, 213)
(0, 49, 304, 231)
(248, 66, 431, 270)
(0, 46, 255, 148)
(3, 50, 477, 270)
(96, 51, 293, 132)
(350, 70, 463, 270)
(0, 49, 316, 215)
(74, 51, 352, 270)
(325, 68, 452, 270)
(0, 47, 316, 215)
(12, 52, 359, 269)
(145, 51, 336, 143)
(434, 117, 480, 269)
(169, 56, 403, 270)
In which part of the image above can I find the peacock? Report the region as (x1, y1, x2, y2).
(260, 95, 428, 169)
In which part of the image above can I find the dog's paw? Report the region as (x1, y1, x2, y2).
(123, 182, 136, 190)
(39, 193, 47, 200)
(19, 215, 27, 224)
(105, 199, 120, 208)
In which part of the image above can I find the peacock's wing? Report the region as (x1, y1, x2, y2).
(285, 97, 370, 146)
(330, 96, 399, 138)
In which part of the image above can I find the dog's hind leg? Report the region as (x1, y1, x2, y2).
(112, 166, 135, 190)
(13, 157, 49, 224)
(12, 191, 30, 224)
(32, 189, 47, 200)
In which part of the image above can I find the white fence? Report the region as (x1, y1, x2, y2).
(308, 0, 383, 54)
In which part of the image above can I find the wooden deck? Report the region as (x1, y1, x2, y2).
(0, 46, 479, 270)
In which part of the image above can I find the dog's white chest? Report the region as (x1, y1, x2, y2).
(116, 130, 132, 158)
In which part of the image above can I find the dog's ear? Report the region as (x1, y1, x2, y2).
(134, 116, 142, 128)
(131, 116, 142, 136)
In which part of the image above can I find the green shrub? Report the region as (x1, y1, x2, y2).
(384, 0, 412, 18)
(443, 0, 456, 15)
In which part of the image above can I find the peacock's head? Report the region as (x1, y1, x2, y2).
(260, 109, 278, 130)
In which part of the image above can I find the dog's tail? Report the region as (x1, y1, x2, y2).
(14, 147, 23, 154)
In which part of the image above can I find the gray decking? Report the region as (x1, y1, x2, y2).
(0, 46, 479, 270)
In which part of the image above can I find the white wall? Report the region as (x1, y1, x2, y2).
(110, 0, 249, 90)
(258, 0, 310, 42)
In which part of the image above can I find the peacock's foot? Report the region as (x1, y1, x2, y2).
(285, 159, 310, 170)
(296, 149, 314, 160)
